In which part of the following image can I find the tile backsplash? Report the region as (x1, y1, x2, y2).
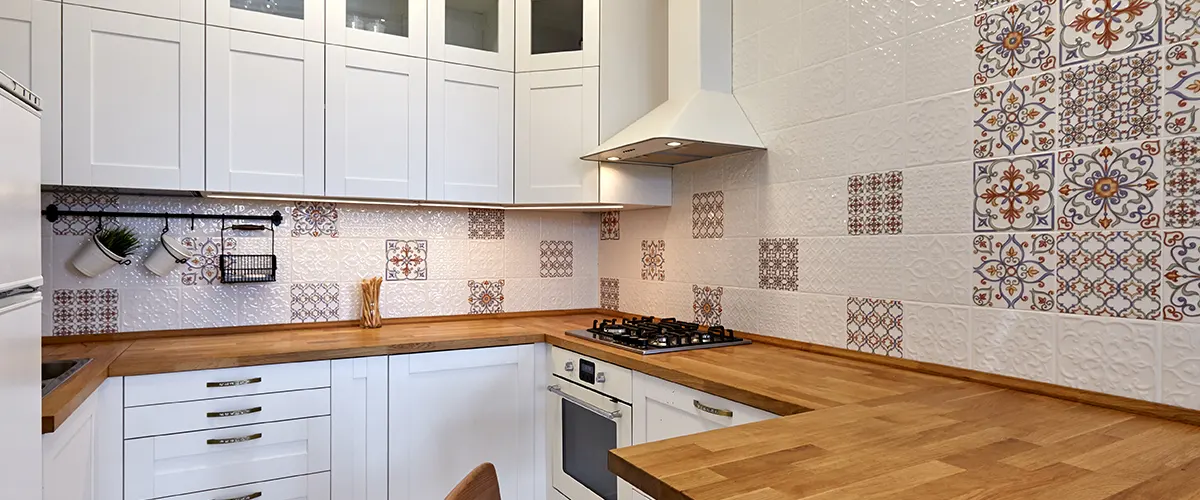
(42, 191, 598, 335)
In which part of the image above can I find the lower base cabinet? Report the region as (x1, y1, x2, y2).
(632, 372, 776, 445)
(42, 377, 122, 500)
(166, 473, 330, 500)
(331, 357, 389, 500)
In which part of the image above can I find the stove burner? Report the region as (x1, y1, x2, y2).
(578, 317, 750, 354)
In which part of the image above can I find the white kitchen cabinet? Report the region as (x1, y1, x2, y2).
(207, 0, 324, 42)
(429, 0, 514, 71)
(515, 0, 596, 72)
(205, 27, 325, 196)
(632, 372, 776, 445)
(43, 377, 123, 500)
(327, 0, 425, 56)
(332, 357, 389, 500)
(514, 67, 598, 204)
(326, 46, 427, 200)
(62, 5, 205, 190)
(427, 61, 514, 203)
(0, 0, 61, 184)
(66, 0, 203, 22)
(389, 345, 536, 500)
(167, 473, 331, 500)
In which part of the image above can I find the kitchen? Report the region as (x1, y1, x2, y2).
(6, 0, 1200, 499)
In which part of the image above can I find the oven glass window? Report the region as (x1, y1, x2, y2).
(562, 399, 618, 500)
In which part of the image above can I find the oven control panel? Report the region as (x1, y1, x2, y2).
(550, 346, 633, 402)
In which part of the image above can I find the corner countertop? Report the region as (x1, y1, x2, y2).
(42, 312, 1200, 498)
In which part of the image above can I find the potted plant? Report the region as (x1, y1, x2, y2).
(72, 225, 141, 277)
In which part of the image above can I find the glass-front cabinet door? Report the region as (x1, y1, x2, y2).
(207, 0, 324, 41)
(516, 0, 595, 71)
(327, 0, 425, 56)
(429, 0, 513, 71)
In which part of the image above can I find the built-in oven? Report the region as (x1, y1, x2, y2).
(547, 347, 640, 500)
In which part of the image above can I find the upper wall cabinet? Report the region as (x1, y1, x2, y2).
(515, 0, 596, 72)
(63, 5, 205, 190)
(206, 27, 325, 195)
(326, 46, 427, 200)
(326, 0, 425, 56)
(429, 0, 514, 71)
(0, 0, 61, 185)
(427, 61, 514, 204)
(207, 0, 324, 42)
(67, 0, 204, 22)
(514, 68, 598, 204)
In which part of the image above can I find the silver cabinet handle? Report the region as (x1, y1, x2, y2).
(207, 407, 263, 418)
(548, 385, 621, 420)
(207, 433, 262, 445)
(215, 493, 261, 500)
(207, 377, 262, 388)
(694, 400, 733, 418)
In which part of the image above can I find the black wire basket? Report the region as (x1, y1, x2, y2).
(219, 223, 278, 283)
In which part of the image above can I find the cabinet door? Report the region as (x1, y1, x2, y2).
(429, 0, 514, 71)
(206, 27, 325, 196)
(331, 357, 389, 500)
(0, 0, 61, 184)
(515, 0, 596, 72)
(326, 46, 427, 200)
(427, 61, 514, 203)
(67, 0, 203, 22)
(42, 377, 123, 500)
(632, 372, 776, 445)
(206, 0, 324, 41)
(166, 473, 331, 500)
(327, 0, 425, 56)
(389, 345, 536, 500)
(514, 68, 598, 204)
(62, 5, 204, 190)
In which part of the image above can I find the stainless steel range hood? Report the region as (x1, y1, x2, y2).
(581, 0, 763, 167)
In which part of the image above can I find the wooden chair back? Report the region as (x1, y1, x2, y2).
(445, 462, 502, 500)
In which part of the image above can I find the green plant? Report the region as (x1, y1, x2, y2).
(95, 226, 141, 257)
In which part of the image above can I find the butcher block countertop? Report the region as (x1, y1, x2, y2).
(42, 311, 1200, 498)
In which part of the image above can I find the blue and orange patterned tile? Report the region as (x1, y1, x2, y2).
(1165, 230, 1200, 321)
(290, 283, 339, 323)
(974, 0, 1057, 84)
(974, 73, 1057, 158)
(641, 240, 665, 281)
(1166, 135, 1200, 227)
(848, 171, 902, 235)
(974, 154, 1056, 231)
(600, 211, 620, 240)
(1060, 52, 1161, 148)
(292, 202, 339, 237)
(1057, 141, 1163, 230)
(693, 285, 723, 326)
(468, 279, 505, 314)
(1166, 40, 1200, 136)
(468, 208, 505, 240)
(973, 233, 1057, 311)
(846, 297, 903, 358)
(1166, 0, 1200, 43)
(1057, 231, 1161, 319)
(385, 240, 427, 281)
(1060, 0, 1162, 66)
(52, 288, 119, 335)
(692, 191, 724, 239)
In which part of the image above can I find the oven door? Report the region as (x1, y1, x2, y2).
(548, 377, 637, 500)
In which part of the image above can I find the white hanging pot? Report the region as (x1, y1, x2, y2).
(71, 235, 131, 277)
(143, 235, 192, 277)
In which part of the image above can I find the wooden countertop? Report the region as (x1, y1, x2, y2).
(40, 312, 1200, 498)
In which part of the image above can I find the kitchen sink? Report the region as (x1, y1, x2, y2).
(42, 358, 90, 397)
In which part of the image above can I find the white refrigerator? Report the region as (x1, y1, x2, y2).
(0, 69, 45, 500)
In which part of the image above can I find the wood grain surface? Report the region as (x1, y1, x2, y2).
(41, 341, 131, 433)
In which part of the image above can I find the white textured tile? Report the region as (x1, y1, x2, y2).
(795, 177, 847, 236)
(757, 289, 801, 339)
(52, 235, 120, 289)
(900, 234, 974, 306)
(504, 278, 542, 312)
(506, 211, 541, 241)
(338, 238, 384, 281)
(759, 182, 803, 237)
(738, 70, 807, 133)
(180, 286, 241, 329)
(848, 0, 910, 51)
(542, 277, 574, 311)
(540, 212, 577, 241)
(905, 302, 970, 368)
(905, 90, 973, 168)
(504, 239, 541, 279)
(291, 238, 341, 282)
(238, 284, 291, 326)
(338, 281, 362, 321)
(799, 0, 849, 67)
(904, 17, 974, 101)
(1163, 323, 1200, 410)
(571, 276, 599, 309)
(845, 42, 905, 115)
(120, 287, 180, 332)
(720, 287, 758, 333)
(381, 281, 430, 318)
(971, 309, 1056, 383)
(467, 240, 505, 278)
(903, 161, 974, 234)
(426, 239, 468, 280)
(733, 32, 760, 90)
(427, 280, 469, 316)
(1057, 317, 1159, 402)
(758, 14, 803, 80)
(797, 292, 845, 347)
(798, 58, 847, 124)
(723, 188, 759, 238)
(795, 115, 851, 179)
(844, 105, 908, 176)
(907, 0, 972, 33)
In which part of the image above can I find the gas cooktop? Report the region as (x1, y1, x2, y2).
(566, 317, 751, 355)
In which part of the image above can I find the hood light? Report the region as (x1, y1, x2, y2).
(606, 156, 621, 161)
(666, 141, 682, 147)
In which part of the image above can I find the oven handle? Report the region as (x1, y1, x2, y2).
(547, 384, 623, 420)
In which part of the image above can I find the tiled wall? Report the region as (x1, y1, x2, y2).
(43, 191, 599, 335)
(599, 0, 1200, 411)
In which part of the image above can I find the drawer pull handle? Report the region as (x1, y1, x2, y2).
(207, 433, 262, 445)
(206, 407, 263, 418)
(215, 492, 262, 500)
(206, 377, 262, 388)
(694, 400, 733, 418)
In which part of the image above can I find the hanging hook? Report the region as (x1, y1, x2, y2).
(190, 216, 195, 232)
(162, 217, 170, 236)
(95, 214, 104, 233)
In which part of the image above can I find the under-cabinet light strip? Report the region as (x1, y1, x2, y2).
(204, 193, 623, 211)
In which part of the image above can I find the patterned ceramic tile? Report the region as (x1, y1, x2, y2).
(1165, 135, 1200, 227)
(50, 189, 119, 236)
(540, 241, 573, 278)
(1162, 323, 1200, 409)
(1165, 231, 1200, 321)
(1057, 231, 1162, 319)
(52, 289, 119, 335)
(847, 171, 903, 235)
(758, 238, 799, 291)
(290, 283, 339, 323)
(693, 285, 724, 326)
(977, 0, 1016, 12)
(846, 297, 904, 357)
(1057, 141, 1163, 230)
(180, 237, 236, 285)
(600, 277, 619, 310)
(600, 211, 620, 240)
(973, 73, 1057, 158)
(974, 0, 1058, 84)
(971, 308, 1057, 382)
(468, 279, 505, 314)
(1167, 0, 1200, 43)
(385, 240, 428, 281)
(468, 208, 505, 240)
(973, 154, 1056, 231)
(974, 233, 1058, 311)
(1166, 41, 1200, 136)
(1060, 52, 1162, 147)
(692, 191, 725, 239)
(641, 240, 665, 281)
(291, 202, 339, 237)
(1057, 316, 1159, 401)
(905, 303, 971, 368)
(1060, 0, 1163, 65)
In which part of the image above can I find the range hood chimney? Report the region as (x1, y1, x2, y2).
(581, 0, 763, 167)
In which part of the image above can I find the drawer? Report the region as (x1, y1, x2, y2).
(125, 416, 331, 500)
(551, 346, 633, 402)
(636, 372, 776, 428)
(164, 472, 330, 500)
(125, 388, 331, 438)
(125, 361, 330, 407)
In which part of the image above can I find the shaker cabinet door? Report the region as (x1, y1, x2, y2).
(0, 0, 61, 184)
(206, 0, 325, 42)
(514, 67, 599, 204)
(426, 61, 514, 204)
(327, 0, 426, 56)
(331, 357, 389, 500)
(515, 0, 597, 72)
(428, 0, 514, 71)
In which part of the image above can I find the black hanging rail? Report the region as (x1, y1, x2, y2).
(42, 204, 284, 227)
